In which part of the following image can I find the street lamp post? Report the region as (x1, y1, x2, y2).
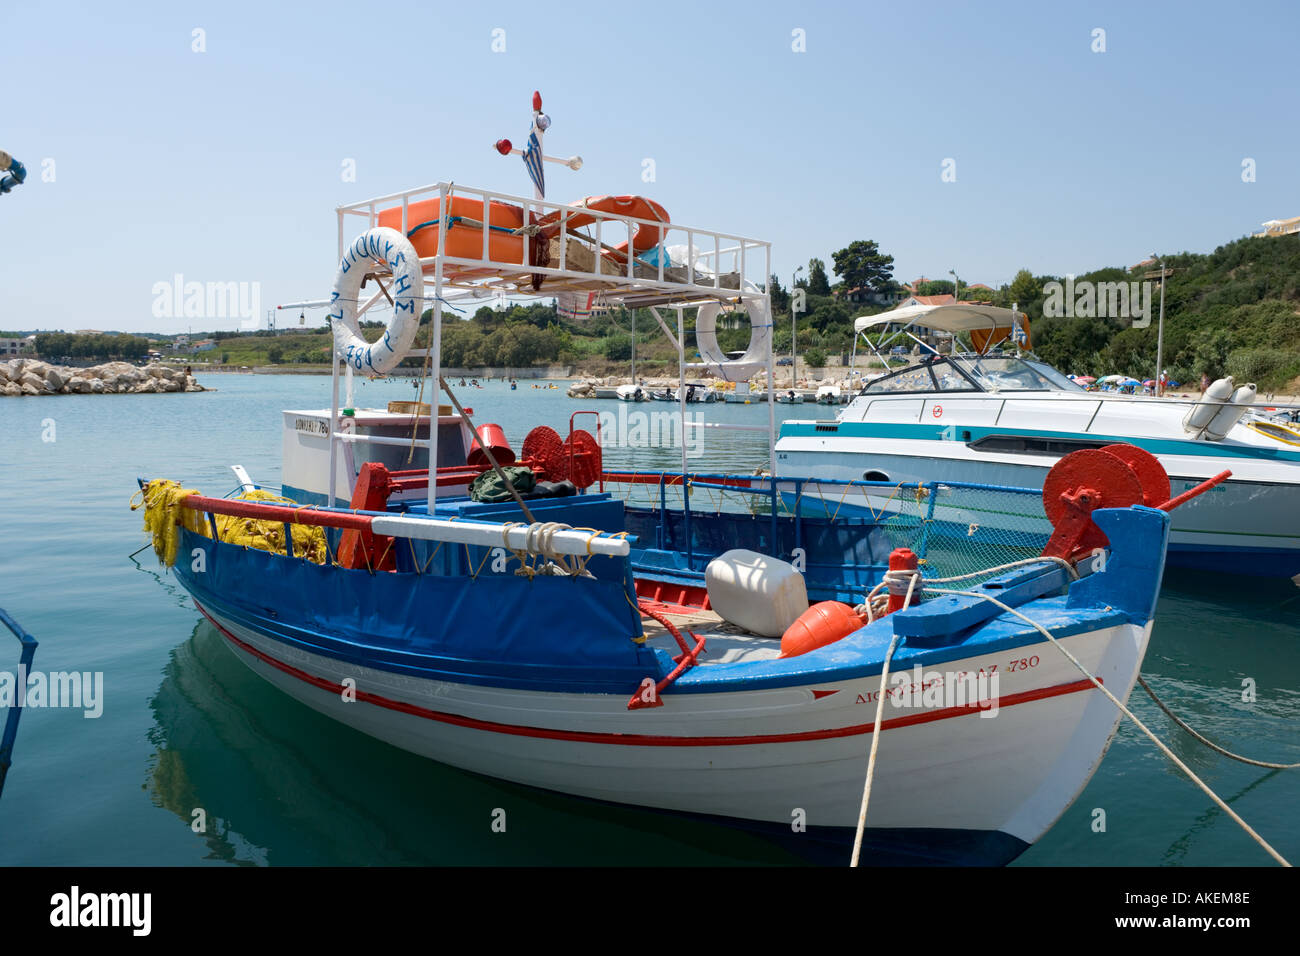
(949, 270, 960, 354)
(1152, 254, 1166, 396)
(792, 265, 804, 389)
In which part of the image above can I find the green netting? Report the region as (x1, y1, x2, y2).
(873, 482, 1051, 584)
(606, 475, 1053, 590)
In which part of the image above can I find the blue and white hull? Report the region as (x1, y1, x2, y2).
(166, 501, 1170, 866)
(199, 597, 1149, 864)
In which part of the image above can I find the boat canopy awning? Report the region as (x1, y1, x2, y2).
(853, 303, 1026, 335)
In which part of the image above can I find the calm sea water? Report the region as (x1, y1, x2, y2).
(1, 373, 1297, 866)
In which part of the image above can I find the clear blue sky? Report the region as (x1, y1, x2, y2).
(3, 0, 1297, 333)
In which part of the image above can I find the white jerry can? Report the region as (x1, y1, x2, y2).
(705, 549, 809, 638)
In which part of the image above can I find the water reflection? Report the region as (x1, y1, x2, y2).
(145, 621, 803, 865)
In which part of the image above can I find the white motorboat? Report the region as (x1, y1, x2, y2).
(775, 303, 1300, 578)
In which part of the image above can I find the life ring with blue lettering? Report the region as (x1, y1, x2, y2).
(328, 227, 424, 375)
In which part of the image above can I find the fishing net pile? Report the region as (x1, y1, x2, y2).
(132, 480, 328, 567)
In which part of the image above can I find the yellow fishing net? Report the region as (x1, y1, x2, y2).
(132, 480, 328, 567)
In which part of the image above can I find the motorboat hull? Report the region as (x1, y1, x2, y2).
(777, 435, 1300, 578)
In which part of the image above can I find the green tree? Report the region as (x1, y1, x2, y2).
(267, 345, 284, 364)
(807, 258, 831, 295)
(1008, 269, 1040, 312)
(767, 274, 790, 314)
(831, 240, 896, 292)
(914, 280, 955, 297)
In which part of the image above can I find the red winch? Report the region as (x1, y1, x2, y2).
(1040, 443, 1230, 562)
(337, 421, 604, 570)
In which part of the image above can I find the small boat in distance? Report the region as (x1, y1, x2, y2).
(615, 383, 647, 402)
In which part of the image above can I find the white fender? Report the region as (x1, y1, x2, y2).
(327, 227, 424, 374)
(1182, 376, 1234, 438)
(690, 294, 772, 383)
(1204, 383, 1256, 441)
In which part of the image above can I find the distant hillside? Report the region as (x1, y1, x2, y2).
(1016, 235, 1300, 390)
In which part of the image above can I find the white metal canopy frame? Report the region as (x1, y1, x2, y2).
(849, 302, 1030, 383)
(321, 178, 776, 512)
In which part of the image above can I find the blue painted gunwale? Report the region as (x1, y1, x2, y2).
(172, 504, 1165, 699)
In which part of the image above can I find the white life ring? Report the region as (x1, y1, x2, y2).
(691, 294, 772, 383)
(327, 227, 424, 374)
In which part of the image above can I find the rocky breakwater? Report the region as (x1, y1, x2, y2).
(0, 359, 206, 396)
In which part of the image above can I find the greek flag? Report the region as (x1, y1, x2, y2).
(522, 131, 545, 197)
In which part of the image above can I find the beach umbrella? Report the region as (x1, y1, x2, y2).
(1075, 376, 1096, 383)
(1142, 379, 1156, 387)
(1099, 374, 1124, 383)
(1121, 378, 1141, 387)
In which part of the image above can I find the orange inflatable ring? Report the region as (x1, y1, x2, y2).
(539, 195, 670, 254)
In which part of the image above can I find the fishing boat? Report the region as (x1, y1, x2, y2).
(776, 302, 1300, 578)
(133, 94, 1219, 865)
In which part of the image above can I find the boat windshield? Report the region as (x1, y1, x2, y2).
(860, 354, 1084, 395)
(861, 355, 980, 394)
(949, 355, 1085, 392)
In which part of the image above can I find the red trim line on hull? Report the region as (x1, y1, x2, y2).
(197, 603, 1101, 747)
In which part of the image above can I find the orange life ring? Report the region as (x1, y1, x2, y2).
(376, 197, 527, 268)
(539, 195, 670, 254)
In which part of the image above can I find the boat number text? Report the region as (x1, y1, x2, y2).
(851, 657, 1040, 704)
(295, 418, 329, 436)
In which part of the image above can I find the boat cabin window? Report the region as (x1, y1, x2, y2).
(861, 356, 979, 395)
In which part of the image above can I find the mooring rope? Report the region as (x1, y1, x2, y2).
(1136, 676, 1300, 770)
(849, 571, 917, 868)
(919, 587, 1292, 867)
(849, 558, 1291, 867)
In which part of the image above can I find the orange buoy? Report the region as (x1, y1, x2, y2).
(780, 601, 868, 658)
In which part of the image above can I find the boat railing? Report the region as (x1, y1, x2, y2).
(328, 180, 778, 516)
(337, 180, 772, 306)
(176, 494, 634, 560)
(602, 470, 1046, 577)
(0, 606, 39, 799)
